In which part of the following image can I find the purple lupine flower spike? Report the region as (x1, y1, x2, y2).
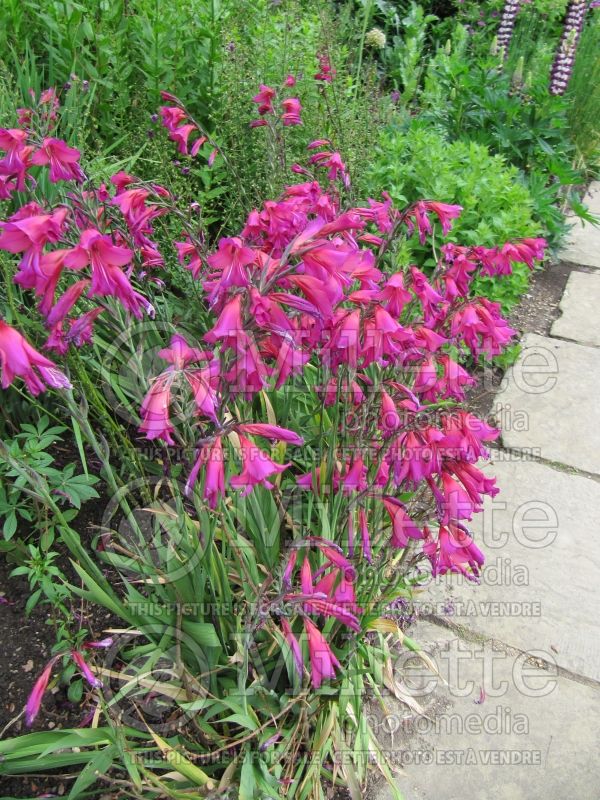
(550, 0, 589, 95)
(497, 0, 522, 60)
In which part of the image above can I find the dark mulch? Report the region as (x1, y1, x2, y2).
(0, 492, 114, 799)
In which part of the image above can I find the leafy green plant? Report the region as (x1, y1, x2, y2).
(362, 120, 542, 309)
(567, 12, 600, 173)
(0, 416, 99, 554)
(382, 2, 438, 103)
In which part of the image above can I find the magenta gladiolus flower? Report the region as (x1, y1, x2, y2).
(300, 556, 313, 595)
(380, 390, 401, 436)
(438, 472, 477, 523)
(168, 123, 197, 154)
(45, 277, 89, 328)
(359, 509, 372, 563)
(280, 618, 303, 678)
(342, 455, 367, 493)
(424, 523, 485, 581)
(383, 497, 424, 548)
(307, 538, 356, 580)
(304, 618, 341, 688)
(424, 201, 462, 236)
(175, 238, 203, 279)
(252, 84, 276, 115)
(377, 273, 412, 317)
(237, 423, 303, 446)
(65, 307, 104, 350)
(139, 374, 175, 445)
(314, 566, 360, 613)
(229, 434, 290, 495)
(159, 105, 187, 130)
(295, 595, 360, 631)
(281, 98, 302, 126)
(436, 354, 476, 401)
(0, 128, 33, 191)
(25, 655, 60, 726)
(71, 650, 103, 688)
(26, 646, 104, 727)
(0, 320, 71, 395)
(315, 53, 336, 83)
(158, 334, 208, 370)
(0, 206, 68, 281)
(282, 549, 298, 589)
(64, 228, 152, 318)
(186, 436, 226, 506)
(206, 237, 254, 299)
(205, 294, 244, 342)
(13, 248, 68, 317)
(31, 137, 85, 183)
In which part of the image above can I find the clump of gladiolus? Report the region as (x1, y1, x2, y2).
(0, 86, 547, 697)
(134, 118, 545, 687)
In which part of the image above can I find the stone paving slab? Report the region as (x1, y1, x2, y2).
(583, 180, 600, 215)
(422, 458, 600, 683)
(370, 621, 600, 800)
(493, 333, 600, 474)
(558, 181, 600, 268)
(558, 219, 600, 268)
(551, 270, 600, 346)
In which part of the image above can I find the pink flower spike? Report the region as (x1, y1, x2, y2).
(25, 655, 60, 727)
(71, 650, 103, 688)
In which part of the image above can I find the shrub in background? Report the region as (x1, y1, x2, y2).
(362, 122, 542, 311)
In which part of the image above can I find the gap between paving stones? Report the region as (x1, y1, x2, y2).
(421, 614, 600, 691)
(488, 443, 600, 484)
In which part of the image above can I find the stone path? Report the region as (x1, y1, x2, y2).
(372, 183, 600, 800)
